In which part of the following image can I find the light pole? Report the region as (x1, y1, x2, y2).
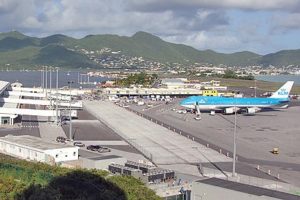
(45, 66, 48, 99)
(43, 66, 46, 91)
(254, 79, 257, 97)
(55, 67, 59, 125)
(68, 81, 74, 141)
(232, 100, 237, 177)
(41, 67, 44, 89)
(49, 67, 52, 107)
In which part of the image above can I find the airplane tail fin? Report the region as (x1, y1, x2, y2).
(270, 81, 294, 98)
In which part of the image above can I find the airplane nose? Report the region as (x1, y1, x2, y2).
(179, 99, 186, 106)
(180, 97, 191, 106)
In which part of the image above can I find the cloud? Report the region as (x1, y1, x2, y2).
(0, 0, 299, 54)
(0, 0, 18, 13)
(0, 0, 43, 31)
(0, 0, 229, 37)
(272, 13, 300, 32)
(127, 0, 300, 12)
(163, 31, 241, 52)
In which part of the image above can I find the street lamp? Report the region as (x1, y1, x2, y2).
(68, 81, 74, 141)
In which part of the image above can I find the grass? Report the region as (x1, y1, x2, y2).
(0, 153, 161, 200)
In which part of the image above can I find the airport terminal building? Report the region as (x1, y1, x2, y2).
(0, 80, 19, 125)
(0, 79, 83, 126)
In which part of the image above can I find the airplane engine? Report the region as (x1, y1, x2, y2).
(225, 107, 240, 114)
(225, 107, 234, 114)
(246, 107, 260, 114)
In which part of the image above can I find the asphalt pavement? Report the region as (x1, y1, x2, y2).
(128, 99, 300, 187)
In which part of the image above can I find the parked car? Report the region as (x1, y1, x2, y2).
(97, 147, 111, 153)
(56, 136, 66, 143)
(73, 142, 85, 147)
(86, 145, 102, 151)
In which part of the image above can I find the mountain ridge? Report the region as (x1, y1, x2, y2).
(0, 30, 299, 69)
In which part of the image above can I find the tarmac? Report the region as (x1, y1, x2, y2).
(128, 98, 300, 187)
(62, 108, 146, 161)
(83, 100, 232, 176)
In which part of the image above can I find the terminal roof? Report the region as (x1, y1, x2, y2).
(0, 80, 10, 95)
(0, 135, 76, 151)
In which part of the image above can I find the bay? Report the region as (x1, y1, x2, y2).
(255, 75, 300, 85)
(0, 71, 109, 88)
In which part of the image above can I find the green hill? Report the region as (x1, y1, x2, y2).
(33, 44, 95, 68)
(0, 30, 299, 68)
(39, 34, 77, 47)
(258, 49, 300, 66)
(0, 31, 28, 40)
(0, 37, 37, 51)
(0, 46, 40, 66)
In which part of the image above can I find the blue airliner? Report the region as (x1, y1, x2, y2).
(180, 81, 294, 115)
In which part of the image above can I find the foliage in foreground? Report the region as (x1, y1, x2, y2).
(0, 154, 161, 200)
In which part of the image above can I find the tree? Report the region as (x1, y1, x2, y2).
(223, 70, 237, 79)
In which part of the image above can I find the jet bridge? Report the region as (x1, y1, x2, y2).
(0, 98, 83, 108)
(5, 91, 71, 101)
(11, 87, 86, 96)
(0, 107, 77, 122)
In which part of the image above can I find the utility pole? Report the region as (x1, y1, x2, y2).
(68, 81, 74, 141)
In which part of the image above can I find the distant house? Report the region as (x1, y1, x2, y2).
(101, 81, 115, 88)
(161, 78, 187, 89)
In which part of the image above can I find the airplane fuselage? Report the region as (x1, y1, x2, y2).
(180, 96, 290, 110)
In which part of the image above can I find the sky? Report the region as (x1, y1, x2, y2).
(1, 0, 300, 55)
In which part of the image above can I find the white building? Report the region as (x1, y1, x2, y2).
(161, 78, 187, 89)
(0, 80, 18, 125)
(0, 80, 83, 125)
(0, 135, 79, 164)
